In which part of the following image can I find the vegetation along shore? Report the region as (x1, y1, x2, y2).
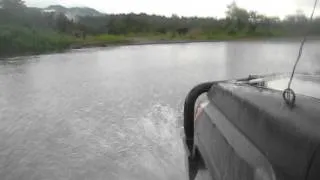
(1, 0, 319, 58)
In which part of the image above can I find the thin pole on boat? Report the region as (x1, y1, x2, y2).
(283, 0, 319, 106)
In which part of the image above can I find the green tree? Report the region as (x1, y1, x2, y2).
(248, 11, 259, 33)
(55, 13, 70, 33)
(285, 10, 307, 24)
(225, 2, 250, 33)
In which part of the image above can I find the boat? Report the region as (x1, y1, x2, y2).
(182, 73, 320, 180)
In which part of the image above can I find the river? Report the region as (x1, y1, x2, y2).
(0, 41, 320, 180)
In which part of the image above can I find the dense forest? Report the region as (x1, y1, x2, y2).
(1, 0, 320, 57)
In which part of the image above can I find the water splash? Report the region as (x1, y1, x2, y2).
(67, 103, 187, 180)
(130, 104, 187, 180)
(106, 103, 186, 180)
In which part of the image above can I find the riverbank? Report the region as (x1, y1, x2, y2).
(1, 34, 317, 59)
(0, 24, 307, 59)
(41, 35, 313, 50)
(0, 31, 131, 58)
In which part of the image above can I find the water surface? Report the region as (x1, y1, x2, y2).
(0, 41, 320, 180)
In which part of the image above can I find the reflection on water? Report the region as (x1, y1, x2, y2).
(225, 41, 320, 78)
(0, 41, 320, 180)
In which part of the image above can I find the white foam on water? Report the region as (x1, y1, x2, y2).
(126, 103, 187, 180)
(67, 103, 187, 180)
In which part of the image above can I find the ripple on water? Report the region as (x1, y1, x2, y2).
(64, 103, 187, 180)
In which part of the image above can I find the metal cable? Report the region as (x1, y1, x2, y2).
(284, 0, 319, 106)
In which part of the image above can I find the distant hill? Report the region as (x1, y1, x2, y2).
(43, 5, 103, 20)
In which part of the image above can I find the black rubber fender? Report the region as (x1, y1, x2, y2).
(183, 82, 214, 154)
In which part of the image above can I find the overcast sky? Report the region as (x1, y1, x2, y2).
(25, 0, 320, 18)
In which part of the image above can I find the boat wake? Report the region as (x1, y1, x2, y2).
(68, 103, 187, 180)
(119, 103, 187, 180)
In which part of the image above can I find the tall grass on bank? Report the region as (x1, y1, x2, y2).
(0, 25, 74, 57)
(0, 26, 134, 57)
(71, 34, 131, 48)
(0, 25, 284, 58)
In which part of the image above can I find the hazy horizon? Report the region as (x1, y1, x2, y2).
(25, 0, 320, 18)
